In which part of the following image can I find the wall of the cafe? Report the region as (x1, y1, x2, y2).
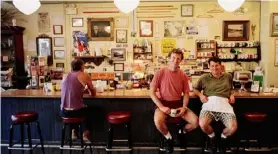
(12, 1, 278, 86)
(260, 1, 278, 87)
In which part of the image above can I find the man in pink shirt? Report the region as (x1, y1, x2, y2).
(150, 49, 199, 153)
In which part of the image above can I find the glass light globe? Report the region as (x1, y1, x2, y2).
(13, 0, 41, 15)
(218, 0, 245, 12)
(114, 0, 140, 14)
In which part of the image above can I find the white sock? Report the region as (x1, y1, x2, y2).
(164, 132, 172, 139)
(208, 132, 215, 138)
(178, 129, 187, 134)
(221, 133, 227, 139)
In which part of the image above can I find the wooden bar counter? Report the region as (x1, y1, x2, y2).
(1, 89, 278, 147)
(2, 89, 278, 98)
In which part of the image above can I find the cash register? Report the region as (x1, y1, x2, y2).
(233, 71, 253, 91)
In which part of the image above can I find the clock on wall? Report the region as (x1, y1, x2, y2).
(181, 4, 194, 17)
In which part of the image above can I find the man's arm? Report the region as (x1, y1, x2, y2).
(182, 92, 189, 108)
(85, 74, 96, 96)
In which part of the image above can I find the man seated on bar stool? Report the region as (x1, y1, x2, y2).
(150, 48, 199, 154)
(193, 57, 237, 152)
(60, 58, 96, 142)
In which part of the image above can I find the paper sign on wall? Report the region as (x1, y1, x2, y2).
(161, 39, 176, 56)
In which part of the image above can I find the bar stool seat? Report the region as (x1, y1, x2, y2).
(107, 111, 131, 124)
(244, 112, 267, 123)
(11, 111, 38, 123)
(62, 117, 84, 124)
(8, 111, 45, 154)
(106, 111, 132, 154)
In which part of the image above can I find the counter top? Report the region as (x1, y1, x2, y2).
(1, 89, 278, 98)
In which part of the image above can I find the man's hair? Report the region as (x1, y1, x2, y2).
(208, 56, 221, 65)
(71, 58, 84, 71)
(168, 48, 184, 60)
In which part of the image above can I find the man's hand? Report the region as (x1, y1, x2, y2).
(159, 106, 171, 114)
(229, 95, 235, 104)
(200, 94, 208, 103)
(175, 107, 188, 117)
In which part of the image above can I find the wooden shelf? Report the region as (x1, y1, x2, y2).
(73, 56, 105, 58)
(197, 56, 213, 58)
(219, 58, 260, 62)
(197, 48, 215, 50)
(217, 47, 259, 48)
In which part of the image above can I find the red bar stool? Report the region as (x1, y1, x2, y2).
(159, 117, 187, 154)
(106, 111, 132, 154)
(8, 111, 45, 154)
(237, 112, 272, 153)
(60, 117, 93, 154)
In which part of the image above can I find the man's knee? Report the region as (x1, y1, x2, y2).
(226, 121, 237, 134)
(154, 114, 166, 126)
(199, 118, 209, 130)
(191, 118, 199, 129)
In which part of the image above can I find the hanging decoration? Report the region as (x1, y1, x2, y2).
(13, 0, 41, 15)
(114, 0, 140, 14)
(217, 0, 245, 12)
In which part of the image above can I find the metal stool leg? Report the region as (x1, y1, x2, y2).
(159, 134, 164, 154)
(36, 121, 45, 154)
(9, 124, 14, 154)
(60, 124, 66, 154)
(20, 123, 24, 154)
(26, 123, 33, 154)
(89, 145, 93, 154)
(126, 122, 133, 154)
(69, 125, 73, 154)
(106, 123, 113, 154)
(79, 124, 84, 154)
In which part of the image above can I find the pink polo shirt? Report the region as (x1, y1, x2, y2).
(150, 67, 190, 101)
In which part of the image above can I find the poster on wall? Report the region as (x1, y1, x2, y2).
(161, 39, 176, 56)
(164, 21, 185, 38)
(72, 31, 89, 56)
(38, 12, 50, 33)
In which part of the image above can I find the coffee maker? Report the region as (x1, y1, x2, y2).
(233, 71, 252, 91)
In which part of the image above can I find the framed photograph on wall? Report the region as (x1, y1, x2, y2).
(36, 36, 53, 65)
(53, 25, 63, 35)
(223, 20, 250, 41)
(54, 37, 65, 47)
(181, 4, 193, 17)
(87, 17, 114, 41)
(56, 63, 64, 68)
(271, 13, 278, 37)
(275, 39, 278, 66)
(114, 63, 124, 71)
(139, 20, 153, 37)
(54, 50, 65, 59)
(111, 48, 126, 61)
(72, 18, 83, 27)
(116, 29, 127, 43)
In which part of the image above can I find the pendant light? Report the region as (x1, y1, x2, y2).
(13, 0, 41, 15)
(114, 0, 140, 14)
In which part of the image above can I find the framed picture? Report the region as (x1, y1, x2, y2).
(111, 48, 126, 61)
(56, 63, 64, 68)
(114, 63, 124, 71)
(139, 20, 153, 37)
(54, 50, 65, 59)
(271, 13, 278, 37)
(72, 18, 83, 27)
(164, 21, 185, 37)
(116, 29, 127, 43)
(181, 4, 193, 17)
(36, 36, 53, 65)
(223, 20, 250, 41)
(53, 25, 63, 35)
(54, 37, 65, 47)
(87, 17, 114, 41)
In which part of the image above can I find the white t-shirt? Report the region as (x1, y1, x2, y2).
(202, 96, 234, 114)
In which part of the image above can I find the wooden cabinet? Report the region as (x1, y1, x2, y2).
(195, 40, 216, 59)
(1, 26, 27, 89)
